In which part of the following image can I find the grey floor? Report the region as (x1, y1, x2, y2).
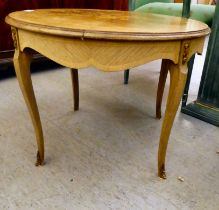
(0, 45, 219, 209)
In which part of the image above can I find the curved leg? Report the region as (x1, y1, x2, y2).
(181, 54, 195, 108)
(158, 61, 187, 179)
(70, 68, 79, 111)
(156, 59, 169, 119)
(124, 69, 130, 84)
(13, 49, 44, 166)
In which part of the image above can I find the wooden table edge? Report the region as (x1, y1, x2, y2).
(5, 15, 211, 41)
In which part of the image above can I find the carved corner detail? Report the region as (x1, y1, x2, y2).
(182, 42, 190, 65)
(11, 28, 18, 49)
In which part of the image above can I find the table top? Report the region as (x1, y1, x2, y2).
(5, 9, 210, 41)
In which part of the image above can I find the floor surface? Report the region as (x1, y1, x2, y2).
(0, 46, 218, 209)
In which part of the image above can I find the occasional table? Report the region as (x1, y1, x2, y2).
(5, 9, 210, 178)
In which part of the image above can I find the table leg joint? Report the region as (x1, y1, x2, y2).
(182, 42, 190, 65)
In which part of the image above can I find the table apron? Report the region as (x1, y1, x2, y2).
(15, 29, 188, 71)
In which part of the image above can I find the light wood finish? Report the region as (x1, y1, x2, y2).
(12, 29, 44, 165)
(158, 60, 188, 178)
(6, 9, 210, 41)
(16, 30, 183, 71)
(5, 9, 209, 178)
(157, 39, 193, 178)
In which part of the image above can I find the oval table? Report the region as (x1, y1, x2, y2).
(5, 9, 210, 179)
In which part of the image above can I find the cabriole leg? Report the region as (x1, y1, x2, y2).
(158, 61, 187, 179)
(13, 49, 44, 166)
